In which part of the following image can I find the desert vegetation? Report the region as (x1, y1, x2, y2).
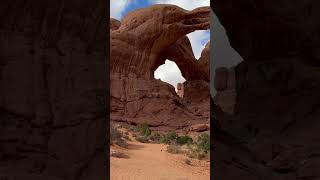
(133, 122, 210, 160)
(110, 123, 128, 148)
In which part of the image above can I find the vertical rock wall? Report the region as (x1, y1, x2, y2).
(213, 0, 320, 179)
(0, 1, 107, 179)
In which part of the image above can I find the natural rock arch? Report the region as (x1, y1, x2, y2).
(110, 5, 210, 129)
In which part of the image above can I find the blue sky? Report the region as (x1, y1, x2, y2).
(110, 0, 210, 89)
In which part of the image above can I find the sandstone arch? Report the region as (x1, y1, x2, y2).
(110, 5, 210, 129)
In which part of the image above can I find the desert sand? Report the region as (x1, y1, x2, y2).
(110, 140, 210, 180)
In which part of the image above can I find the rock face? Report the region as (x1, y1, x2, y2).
(0, 1, 107, 179)
(110, 5, 210, 130)
(213, 1, 320, 180)
(213, 67, 236, 114)
(110, 18, 121, 31)
(176, 83, 184, 98)
(198, 42, 210, 80)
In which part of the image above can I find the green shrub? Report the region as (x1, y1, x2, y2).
(159, 134, 168, 144)
(176, 135, 193, 145)
(136, 122, 151, 136)
(196, 133, 210, 153)
(159, 131, 178, 144)
(167, 131, 178, 141)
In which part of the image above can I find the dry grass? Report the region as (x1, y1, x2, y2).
(110, 123, 128, 148)
(166, 144, 181, 154)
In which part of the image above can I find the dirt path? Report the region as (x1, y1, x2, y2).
(110, 140, 210, 180)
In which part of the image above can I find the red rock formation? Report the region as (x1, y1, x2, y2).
(110, 18, 121, 31)
(163, 37, 209, 82)
(213, 1, 320, 179)
(189, 123, 210, 132)
(110, 4, 210, 129)
(198, 42, 210, 80)
(181, 42, 211, 122)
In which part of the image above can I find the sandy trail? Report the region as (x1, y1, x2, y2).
(110, 140, 210, 180)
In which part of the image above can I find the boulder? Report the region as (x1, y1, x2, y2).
(189, 124, 210, 132)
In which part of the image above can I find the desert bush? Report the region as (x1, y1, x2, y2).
(183, 134, 210, 160)
(159, 135, 168, 144)
(110, 124, 121, 141)
(110, 124, 128, 148)
(176, 135, 193, 145)
(167, 131, 178, 141)
(166, 144, 181, 154)
(136, 122, 152, 136)
(149, 132, 161, 143)
(160, 131, 178, 144)
(196, 133, 210, 153)
(186, 148, 207, 160)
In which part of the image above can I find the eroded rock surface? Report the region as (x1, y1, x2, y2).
(110, 18, 121, 31)
(0, 1, 107, 179)
(213, 1, 320, 179)
(213, 67, 236, 114)
(110, 5, 210, 130)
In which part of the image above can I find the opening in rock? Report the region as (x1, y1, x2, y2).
(187, 30, 210, 60)
(153, 29, 210, 97)
(154, 60, 186, 96)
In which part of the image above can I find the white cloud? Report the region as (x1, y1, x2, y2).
(187, 30, 210, 59)
(110, 0, 130, 20)
(154, 60, 186, 89)
(153, 0, 209, 10)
